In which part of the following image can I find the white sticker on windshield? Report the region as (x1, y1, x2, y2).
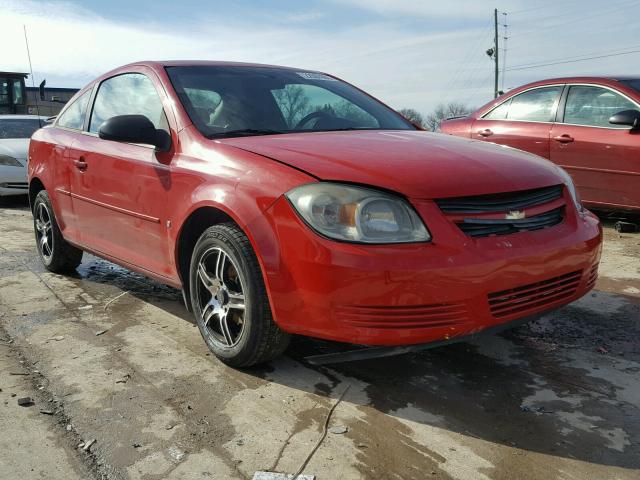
(296, 72, 337, 81)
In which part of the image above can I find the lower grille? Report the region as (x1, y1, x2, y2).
(489, 270, 582, 319)
(335, 303, 470, 329)
(457, 207, 564, 238)
(586, 264, 598, 289)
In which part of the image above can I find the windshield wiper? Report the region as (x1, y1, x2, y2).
(316, 127, 382, 132)
(206, 129, 285, 139)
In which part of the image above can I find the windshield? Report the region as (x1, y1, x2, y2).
(0, 118, 42, 139)
(166, 66, 415, 138)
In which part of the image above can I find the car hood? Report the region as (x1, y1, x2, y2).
(0, 138, 30, 160)
(221, 130, 564, 199)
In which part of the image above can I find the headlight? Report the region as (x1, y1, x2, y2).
(285, 183, 431, 243)
(0, 155, 22, 167)
(556, 167, 583, 213)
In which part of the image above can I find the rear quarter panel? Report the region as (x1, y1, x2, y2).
(440, 117, 474, 137)
(29, 127, 79, 236)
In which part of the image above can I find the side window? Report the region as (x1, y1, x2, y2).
(484, 99, 511, 120)
(563, 85, 638, 128)
(507, 86, 562, 122)
(271, 84, 379, 129)
(12, 81, 23, 105)
(57, 89, 92, 130)
(89, 73, 168, 133)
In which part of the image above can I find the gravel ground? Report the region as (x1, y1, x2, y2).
(0, 195, 638, 480)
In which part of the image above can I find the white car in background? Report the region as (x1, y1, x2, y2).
(0, 115, 46, 196)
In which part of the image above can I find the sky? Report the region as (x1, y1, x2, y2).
(2, 0, 638, 115)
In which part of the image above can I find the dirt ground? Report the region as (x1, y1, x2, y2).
(0, 195, 638, 480)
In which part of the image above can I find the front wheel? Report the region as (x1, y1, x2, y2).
(189, 223, 290, 367)
(33, 190, 83, 273)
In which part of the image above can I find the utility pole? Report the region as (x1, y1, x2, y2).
(501, 12, 508, 92)
(493, 8, 499, 98)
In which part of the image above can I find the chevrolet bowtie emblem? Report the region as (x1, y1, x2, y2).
(506, 210, 526, 220)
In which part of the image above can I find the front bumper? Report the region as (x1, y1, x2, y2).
(257, 196, 602, 346)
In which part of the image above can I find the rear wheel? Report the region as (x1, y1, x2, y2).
(33, 190, 83, 273)
(189, 223, 290, 367)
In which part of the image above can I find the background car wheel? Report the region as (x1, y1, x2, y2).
(189, 223, 290, 367)
(33, 190, 83, 273)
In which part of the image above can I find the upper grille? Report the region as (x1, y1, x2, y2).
(458, 207, 564, 237)
(436, 185, 563, 213)
(488, 270, 582, 319)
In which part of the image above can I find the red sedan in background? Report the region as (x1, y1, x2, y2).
(441, 76, 640, 214)
(28, 61, 601, 366)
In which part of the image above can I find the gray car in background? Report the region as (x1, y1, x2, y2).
(0, 115, 46, 196)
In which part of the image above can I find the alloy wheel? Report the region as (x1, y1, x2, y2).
(196, 247, 246, 347)
(35, 202, 53, 263)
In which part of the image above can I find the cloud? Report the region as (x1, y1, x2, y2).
(1, 0, 636, 116)
(329, 0, 525, 19)
(0, 0, 489, 112)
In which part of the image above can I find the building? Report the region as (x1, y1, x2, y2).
(26, 85, 79, 116)
(0, 71, 78, 116)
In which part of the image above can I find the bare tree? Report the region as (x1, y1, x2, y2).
(273, 85, 311, 127)
(398, 108, 424, 128)
(424, 102, 472, 132)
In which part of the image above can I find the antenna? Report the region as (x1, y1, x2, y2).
(23, 25, 42, 126)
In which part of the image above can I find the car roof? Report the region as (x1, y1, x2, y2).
(516, 75, 640, 88)
(472, 75, 640, 117)
(121, 60, 314, 72)
(608, 75, 640, 81)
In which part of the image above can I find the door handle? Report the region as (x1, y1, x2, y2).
(73, 157, 88, 171)
(477, 129, 493, 137)
(553, 134, 574, 144)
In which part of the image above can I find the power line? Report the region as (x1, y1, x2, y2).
(508, 0, 637, 39)
(462, 69, 495, 106)
(443, 23, 496, 104)
(505, 43, 640, 70)
(507, 0, 582, 15)
(506, 48, 640, 72)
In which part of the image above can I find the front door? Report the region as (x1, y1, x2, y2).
(68, 71, 175, 278)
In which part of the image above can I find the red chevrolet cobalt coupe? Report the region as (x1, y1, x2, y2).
(28, 61, 601, 366)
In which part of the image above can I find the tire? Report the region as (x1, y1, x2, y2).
(33, 190, 83, 273)
(189, 223, 290, 367)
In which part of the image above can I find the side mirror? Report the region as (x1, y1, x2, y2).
(98, 115, 171, 151)
(39, 79, 46, 102)
(609, 109, 640, 130)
